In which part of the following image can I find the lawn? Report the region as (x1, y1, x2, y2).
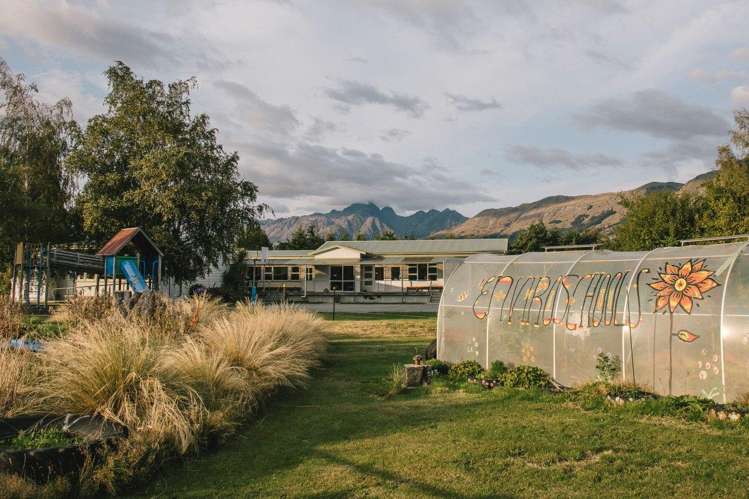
(129, 315, 749, 498)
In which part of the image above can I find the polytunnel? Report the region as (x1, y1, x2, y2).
(437, 240, 749, 402)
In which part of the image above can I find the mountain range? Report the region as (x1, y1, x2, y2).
(260, 203, 467, 242)
(433, 171, 715, 238)
(261, 171, 716, 242)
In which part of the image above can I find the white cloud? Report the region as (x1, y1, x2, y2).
(731, 86, 749, 109)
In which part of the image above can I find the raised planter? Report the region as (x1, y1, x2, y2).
(0, 414, 126, 482)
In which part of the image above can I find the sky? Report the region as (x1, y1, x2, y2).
(1, 0, 748, 218)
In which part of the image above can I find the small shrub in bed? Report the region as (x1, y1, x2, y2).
(448, 360, 483, 383)
(486, 360, 508, 379)
(501, 365, 551, 390)
(595, 352, 621, 382)
(425, 359, 450, 376)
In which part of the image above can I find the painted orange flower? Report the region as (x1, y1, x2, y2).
(649, 259, 719, 314)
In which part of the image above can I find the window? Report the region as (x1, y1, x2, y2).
(428, 264, 438, 281)
(374, 266, 384, 281)
(272, 266, 288, 281)
(408, 264, 429, 281)
(362, 265, 373, 287)
(306, 267, 314, 280)
(290, 266, 300, 280)
(330, 265, 355, 291)
(390, 266, 401, 280)
(264, 267, 273, 281)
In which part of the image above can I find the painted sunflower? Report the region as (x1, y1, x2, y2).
(649, 259, 719, 314)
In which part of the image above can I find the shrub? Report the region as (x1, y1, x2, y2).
(425, 359, 450, 376)
(0, 293, 23, 340)
(501, 365, 551, 390)
(595, 352, 621, 382)
(486, 360, 508, 380)
(448, 360, 483, 382)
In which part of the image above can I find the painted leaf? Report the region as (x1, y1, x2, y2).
(676, 329, 700, 343)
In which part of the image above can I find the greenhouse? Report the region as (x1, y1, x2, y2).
(437, 239, 749, 402)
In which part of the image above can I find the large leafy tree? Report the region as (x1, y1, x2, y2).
(0, 58, 80, 266)
(276, 225, 324, 250)
(510, 222, 599, 254)
(612, 191, 701, 251)
(699, 110, 749, 236)
(68, 62, 262, 283)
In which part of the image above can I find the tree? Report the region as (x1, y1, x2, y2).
(276, 225, 323, 250)
(612, 191, 700, 251)
(67, 62, 262, 283)
(699, 111, 749, 236)
(0, 58, 80, 267)
(376, 230, 397, 240)
(236, 221, 270, 251)
(510, 222, 599, 254)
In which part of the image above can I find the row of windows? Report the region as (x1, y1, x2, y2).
(247, 264, 441, 284)
(361, 264, 439, 286)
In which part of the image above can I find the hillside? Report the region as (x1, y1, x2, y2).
(431, 171, 716, 238)
(260, 202, 467, 242)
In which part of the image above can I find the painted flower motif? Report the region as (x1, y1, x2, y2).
(649, 259, 719, 314)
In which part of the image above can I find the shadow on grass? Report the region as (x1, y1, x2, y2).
(308, 448, 513, 499)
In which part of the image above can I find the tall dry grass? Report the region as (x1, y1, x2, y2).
(0, 293, 24, 340)
(23, 298, 326, 493)
(0, 347, 38, 416)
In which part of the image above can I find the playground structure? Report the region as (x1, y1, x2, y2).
(10, 227, 162, 307)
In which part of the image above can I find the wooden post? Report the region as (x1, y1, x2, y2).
(95, 274, 100, 296)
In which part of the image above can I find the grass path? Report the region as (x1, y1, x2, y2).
(132, 318, 749, 498)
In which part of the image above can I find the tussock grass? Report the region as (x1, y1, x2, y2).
(7, 298, 327, 494)
(0, 293, 23, 340)
(0, 347, 38, 416)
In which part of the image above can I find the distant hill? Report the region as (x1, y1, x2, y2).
(260, 202, 467, 242)
(431, 171, 716, 239)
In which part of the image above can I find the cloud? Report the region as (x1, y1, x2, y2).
(325, 80, 429, 118)
(505, 145, 622, 170)
(585, 49, 630, 70)
(732, 47, 749, 60)
(304, 117, 339, 142)
(213, 80, 299, 136)
(575, 89, 730, 140)
(445, 93, 501, 112)
(239, 141, 493, 211)
(731, 86, 749, 109)
(380, 128, 411, 142)
(689, 68, 746, 83)
(0, 1, 221, 69)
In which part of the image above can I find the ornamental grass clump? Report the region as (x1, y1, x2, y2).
(53, 295, 117, 326)
(0, 293, 23, 340)
(0, 347, 37, 417)
(36, 316, 202, 454)
(199, 303, 327, 395)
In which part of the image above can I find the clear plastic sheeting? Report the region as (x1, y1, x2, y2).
(437, 242, 749, 402)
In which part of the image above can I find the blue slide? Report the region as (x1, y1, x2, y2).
(120, 259, 148, 293)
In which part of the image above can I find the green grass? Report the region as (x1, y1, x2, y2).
(21, 314, 66, 339)
(318, 311, 436, 321)
(127, 321, 749, 498)
(2, 427, 82, 450)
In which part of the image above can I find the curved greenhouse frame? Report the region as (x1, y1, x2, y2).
(437, 241, 749, 402)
